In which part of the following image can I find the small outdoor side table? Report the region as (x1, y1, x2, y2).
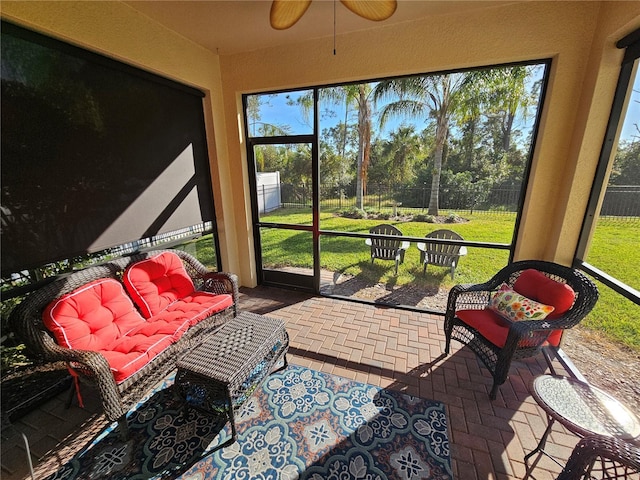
(525, 375, 640, 475)
(175, 312, 289, 446)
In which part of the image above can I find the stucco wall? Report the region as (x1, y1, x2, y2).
(2, 1, 639, 286)
(544, 2, 640, 263)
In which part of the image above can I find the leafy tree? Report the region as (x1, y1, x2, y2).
(246, 94, 290, 137)
(287, 145, 312, 186)
(459, 66, 536, 152)
(246, 95, 261, 136)
(248, 64, 545, 214)
(320, 122, 357, 189)
(254, 142, 298, 177)
(366, 139, 386, 186)
(611, 139, 640, 185)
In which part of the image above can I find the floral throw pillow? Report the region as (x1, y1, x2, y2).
(488, 283, 555, 322)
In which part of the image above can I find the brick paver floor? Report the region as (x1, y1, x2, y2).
(1, 285, 581, 479)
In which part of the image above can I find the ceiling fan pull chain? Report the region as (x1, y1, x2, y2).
(333, 0, 337, 55)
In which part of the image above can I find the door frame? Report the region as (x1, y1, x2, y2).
(245, 90, 321, 292)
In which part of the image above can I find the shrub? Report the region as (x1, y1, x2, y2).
(445, 212, 461, 223)
(414, 214, 436, 223)
(1, 344, 30, 370)
(342, 207, 367, 219)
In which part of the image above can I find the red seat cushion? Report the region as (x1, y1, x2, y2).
(457, 308, 564, 350)
(43, 278, 146, 351)
(123, 252, 196, 318)
(103, 293, 234, 382)
(103, 293, 234, 381)
(514, 269, 576, 347)
(457, 309, 511, 348)
(456, 269, 577, 349)
(545, 330, 564, 348)
(99, 326, 177, 382)
(152, 292, 234, 328)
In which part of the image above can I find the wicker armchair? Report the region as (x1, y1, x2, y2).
(556, 435, 640, 480)
(366, 224, 410, 275)
(9, 249, 238, 438)
(444, 260, 598, 399)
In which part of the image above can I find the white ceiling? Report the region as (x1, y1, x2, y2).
(124, 1, 513, 55)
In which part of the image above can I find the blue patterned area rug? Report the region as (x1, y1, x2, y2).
(48, 365, 452, 480)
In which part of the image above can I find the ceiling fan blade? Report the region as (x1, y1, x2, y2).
(340, 0, 397, 21)
(270, 0, 313, 30)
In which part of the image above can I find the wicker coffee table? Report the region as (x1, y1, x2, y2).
(175, 312, 289, 445)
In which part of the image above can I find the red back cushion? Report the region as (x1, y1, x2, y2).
(43, 278, 145, 350)
(123, 252, 196, 318)
(513, 269, 575, 319)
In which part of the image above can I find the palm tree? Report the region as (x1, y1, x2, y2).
(355, 84, 373, 207)
(294, 85, 375, 209)
(318, 85, 375, 209)
(374, 66, 533, 215)
(374, 73, 472, 215)
(380, 125, 422, 185)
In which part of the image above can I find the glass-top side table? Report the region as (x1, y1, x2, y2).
(525, 375, 640, 474)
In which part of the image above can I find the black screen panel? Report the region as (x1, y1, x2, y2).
(1, 22, 215, 275)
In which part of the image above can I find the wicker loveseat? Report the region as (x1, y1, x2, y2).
(9, 249, 238, 438)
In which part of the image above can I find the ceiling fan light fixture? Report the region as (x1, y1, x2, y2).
(270, 0, 313, 30)
(340, 0, 397, 21)
(270, 0, 397, 30)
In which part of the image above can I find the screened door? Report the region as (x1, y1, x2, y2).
(250, 140, 318, 290)
(245, 90, 319, 292)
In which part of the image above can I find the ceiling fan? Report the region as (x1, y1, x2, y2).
(270, 0, 398, 30)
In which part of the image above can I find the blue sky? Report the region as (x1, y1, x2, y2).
(620, 73, 640, 143)
(251, 67, 640, 145)
(252, 86, 538, 146)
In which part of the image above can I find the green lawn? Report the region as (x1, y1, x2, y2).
(583, 218, 640, 351)
(587, 219, 639, 290)
(259, 208, 640, 351)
